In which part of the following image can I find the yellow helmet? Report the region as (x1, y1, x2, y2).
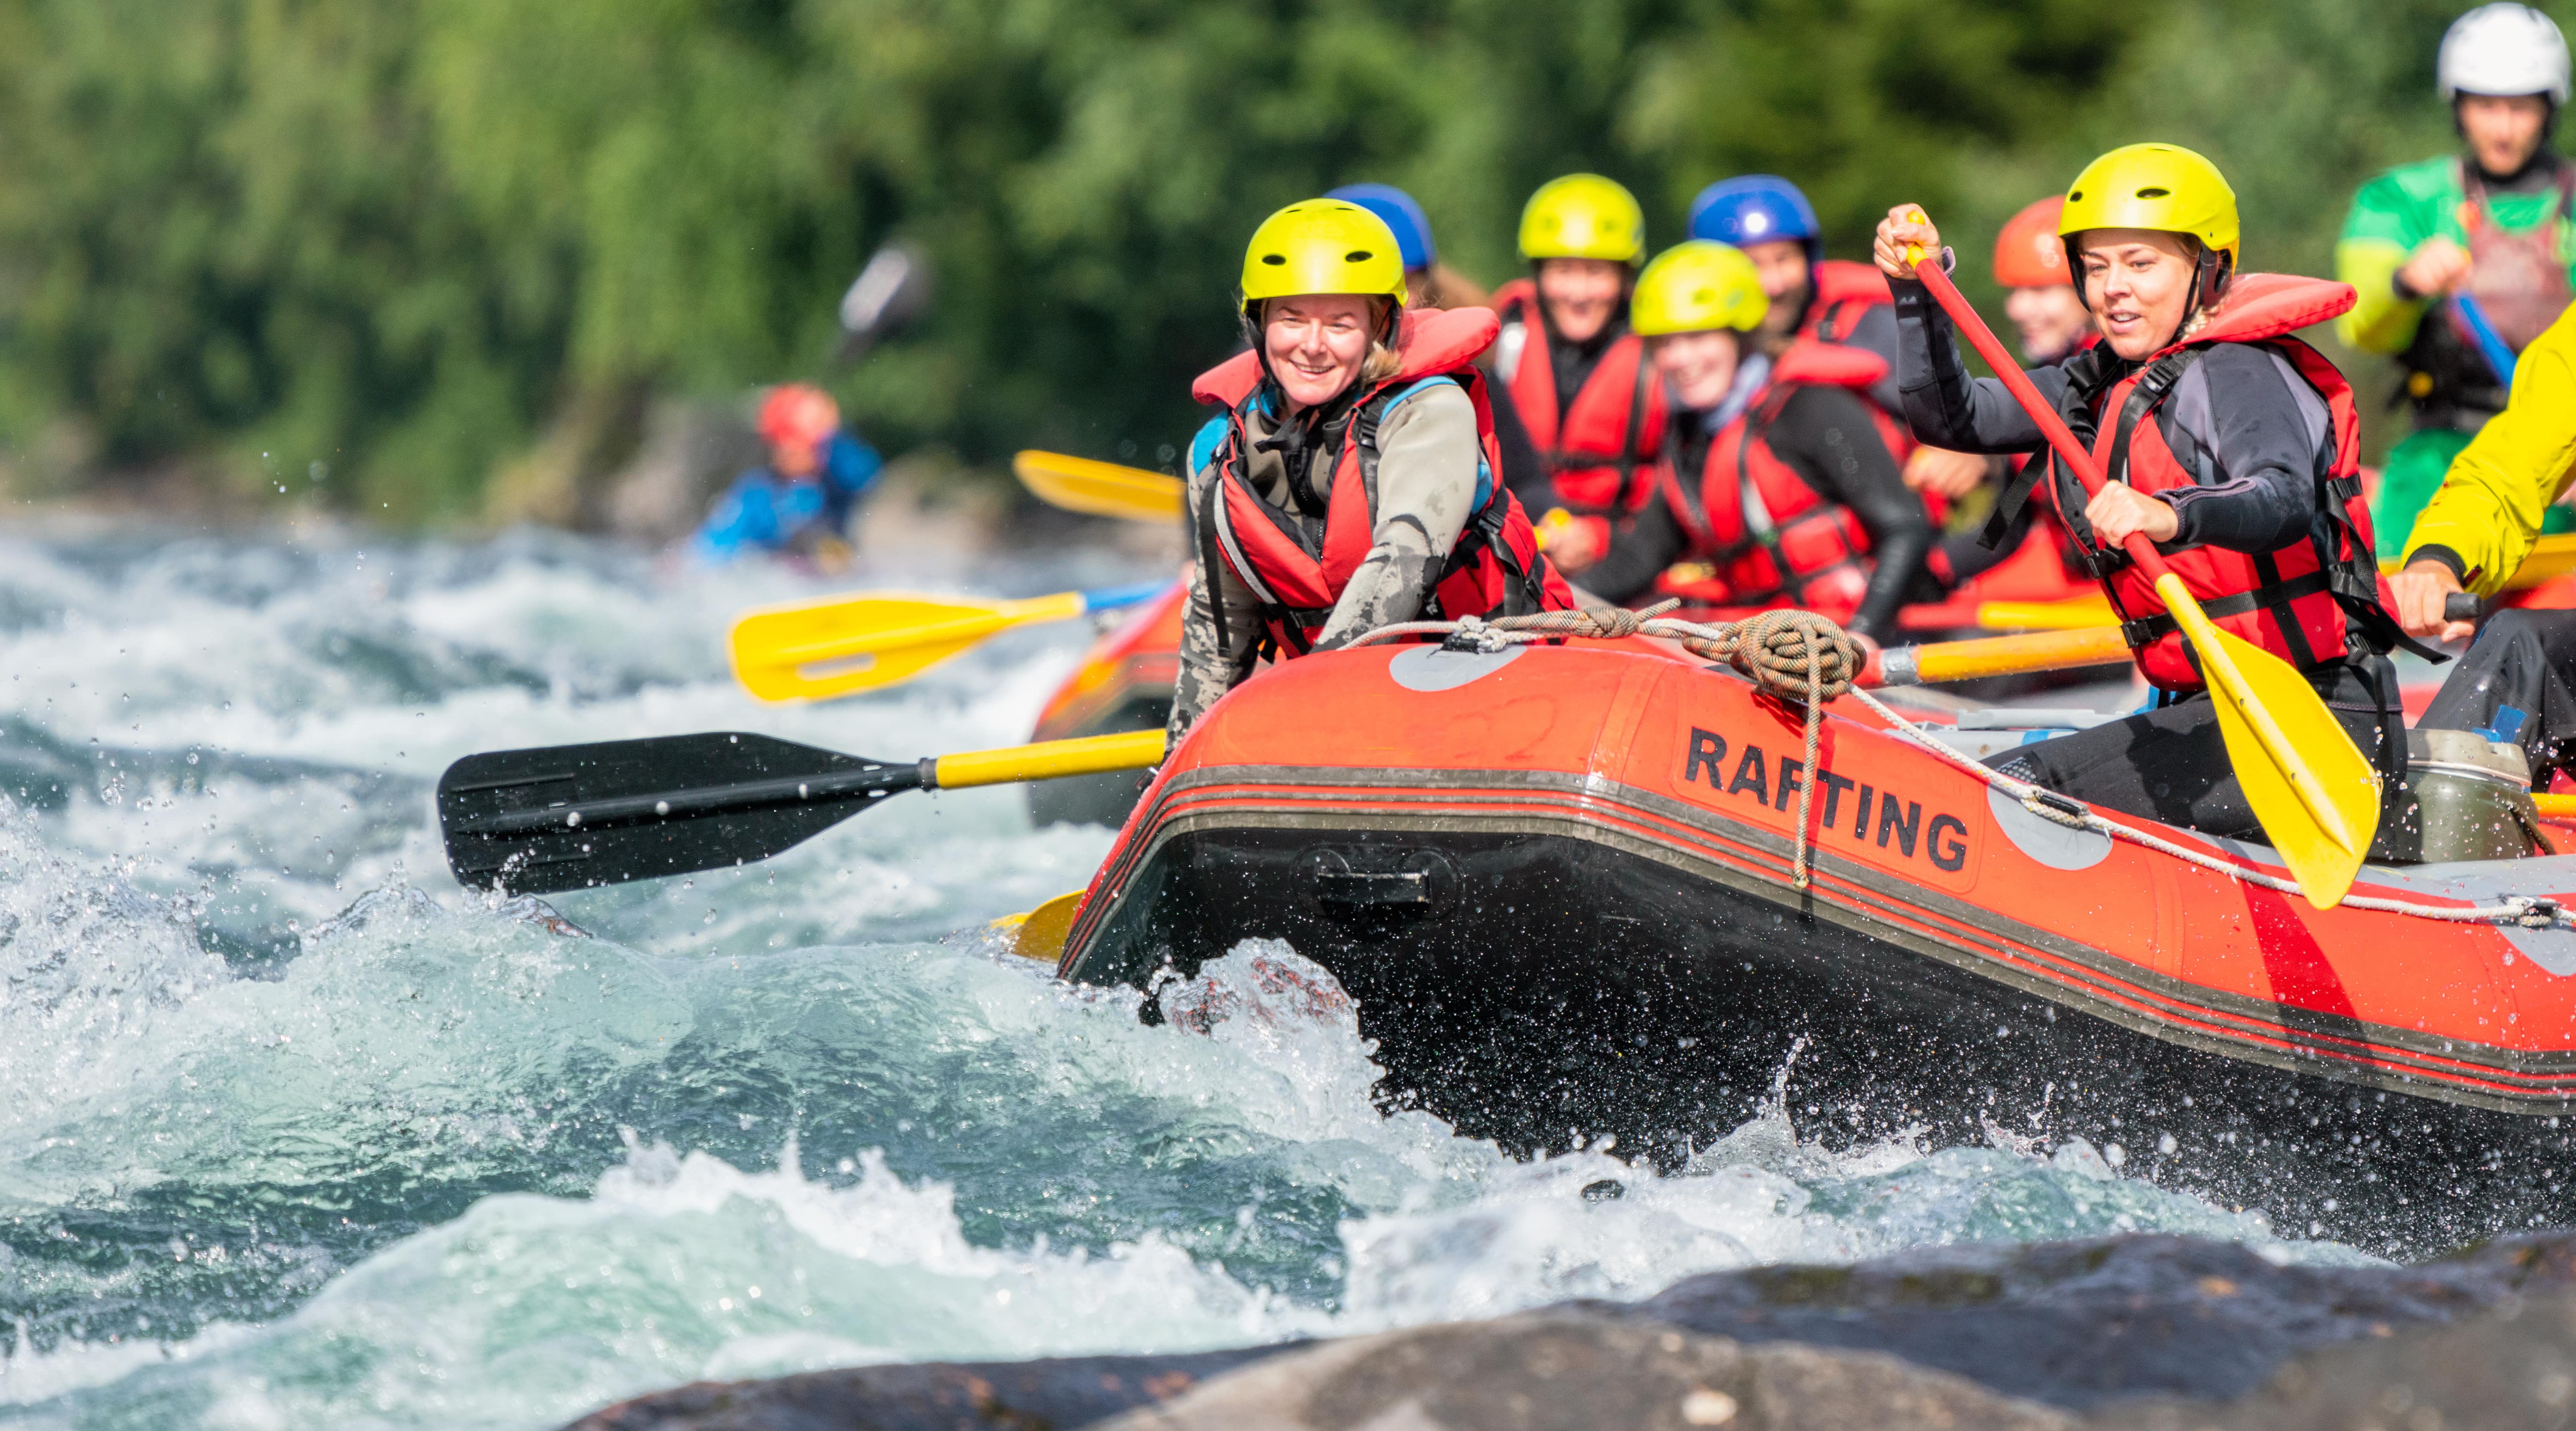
(1518, 173, 1646, 264)
(1630, 241, 1768, 337)
(2058, 143, 2239, 269)
(1239, 199, 1408, 314)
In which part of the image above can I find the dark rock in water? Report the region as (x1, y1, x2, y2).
(559, 1346, 1296, 1431)
(1089, 1312, 2075, 1430)
(1611, 1230, 2576, 1408)
(2097, 1291, 2576, 1429)
(562, 1232, 2576, 1429)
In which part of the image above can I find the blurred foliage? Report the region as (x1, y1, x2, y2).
(0, 0, 2543, 520)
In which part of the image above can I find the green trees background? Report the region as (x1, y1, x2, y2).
(0, 0, 2527, 523)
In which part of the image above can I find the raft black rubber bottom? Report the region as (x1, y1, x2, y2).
(1066, 825, 2576, 1259)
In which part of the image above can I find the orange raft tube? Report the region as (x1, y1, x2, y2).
(1050, 635, 2576, 1258)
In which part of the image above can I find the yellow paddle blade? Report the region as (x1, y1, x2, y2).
(729, 590, 1087, 703)
(1014, 451, 1185, 523)
(989, 888, 1087, 963)
(2155, 574, 2379, 909)
(2379, 531, 2576, 590)
(1975, 595, 2118, 631)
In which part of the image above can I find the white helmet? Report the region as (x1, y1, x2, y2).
(2440, 3, 2571, 104)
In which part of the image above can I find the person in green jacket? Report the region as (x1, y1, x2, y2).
(2339, 3, 2576, 561)
(2387, 300, 2576, 772)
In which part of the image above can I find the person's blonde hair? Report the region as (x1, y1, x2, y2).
(1359, 297, 1405, 385)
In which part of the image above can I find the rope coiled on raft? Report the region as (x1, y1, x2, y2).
(1350, 604, 2574, 928)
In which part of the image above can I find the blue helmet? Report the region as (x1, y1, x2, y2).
(1325, 183, 1436, 271)
(1688, 176, 1823, 269)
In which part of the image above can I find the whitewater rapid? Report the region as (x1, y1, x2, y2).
(0, 525, 2357, 1430)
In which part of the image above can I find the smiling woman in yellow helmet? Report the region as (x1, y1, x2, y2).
(1871, 145, 2426, 843)
(1575, 240, 1935, 643)
(1485, 174, 1667, 573)
(1169, 197, 1575, 744)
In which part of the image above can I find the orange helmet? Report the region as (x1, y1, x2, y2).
(757, 383, 840, 452)
(1993, 197, 2071, 289)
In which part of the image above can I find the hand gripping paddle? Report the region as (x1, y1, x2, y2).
(1904, 226, 2380, 908)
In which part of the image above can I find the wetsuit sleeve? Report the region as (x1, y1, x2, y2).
(2334, 165, 2441, 356)
(1889, 279, 2065, 454)
(1169, 461, 1267, 743)
(1768, 385, 1934, 641)
(1840, 303, 1905, 414)
(1312, 379, 1481, 650)
(2405, 304, 2576, 593)
(2156, 345, 2328, 554)
(1576, 491, 1689, 605)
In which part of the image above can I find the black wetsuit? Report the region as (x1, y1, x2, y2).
(1892, 276, 2406, 841)
(1581, 382, 1936, 644)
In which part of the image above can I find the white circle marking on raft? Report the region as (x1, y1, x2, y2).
(1987, 783, 2112, 871)
(1385, 643, 1528, 693)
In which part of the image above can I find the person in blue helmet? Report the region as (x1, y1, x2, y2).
(1324, 183, 1489, 310)
(1691, 176, 1992, 505)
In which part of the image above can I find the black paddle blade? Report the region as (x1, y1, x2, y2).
(437, 732, 925, 894)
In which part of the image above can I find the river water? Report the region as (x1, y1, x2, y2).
(0, 526, 2363, 1430)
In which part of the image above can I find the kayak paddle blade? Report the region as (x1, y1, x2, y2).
(1012, 452, 1185, 523)
(2158, 575, 2379, 908)
(729, 592, 1083, 703)
(438, 732, 921, 894)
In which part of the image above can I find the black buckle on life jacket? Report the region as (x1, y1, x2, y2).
(2114, 568, 2333, 652)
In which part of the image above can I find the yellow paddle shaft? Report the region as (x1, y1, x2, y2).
(1874, 625, 2130, 686)
(931, 728, 1167, 790)
(2537, 793, 2576, 820)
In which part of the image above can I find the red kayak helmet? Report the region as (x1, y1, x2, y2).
(757, 383, 840, 454)
(1993, 197, 2071, 289)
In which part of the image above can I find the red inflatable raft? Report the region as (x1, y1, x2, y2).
(1048, 634, 2576, 1257)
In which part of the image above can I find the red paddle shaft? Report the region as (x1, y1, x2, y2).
(1907, 251, 2178, 586)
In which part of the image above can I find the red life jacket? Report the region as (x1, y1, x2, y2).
(1789, 259, 1934, 516)
(1490, 279, 1667, 516)
(1192, 306, 1575, 657)
(1657, 341, 1893, 623)
(2030, 274, 2400, 693)
(1798, 259, 1895, 347)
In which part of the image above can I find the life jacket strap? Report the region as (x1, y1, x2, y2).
(2114, 568, 2332, 653)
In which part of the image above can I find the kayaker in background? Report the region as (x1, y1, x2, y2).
(2338, 3, 2576, 560)
(1170, 199, 1574, 742)
(1324, 183, 1489, 310)
(1877, 145, 2420, 840)
(1575, 241, 1934, 643)
(1689, 175, 1991, 507)
(2388, 302, 2576, 771)
(1487, 174, 1663, 571)
(690, 383, 883, 569)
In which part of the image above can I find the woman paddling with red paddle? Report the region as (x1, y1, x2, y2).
(1874, 145, 2425, 845)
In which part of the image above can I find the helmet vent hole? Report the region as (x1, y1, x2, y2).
(1261, 254, 1286, 265)
(2135, 186, 2170, 199)
(2068, 189, 2085, 202)
(1346, 250, 1372, 263)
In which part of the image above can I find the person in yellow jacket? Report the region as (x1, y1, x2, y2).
(2388, 301, 2576, 763)
(2389, 301, 2576, 640)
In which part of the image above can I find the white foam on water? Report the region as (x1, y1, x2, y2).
(0, 532, 2372, 1431)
